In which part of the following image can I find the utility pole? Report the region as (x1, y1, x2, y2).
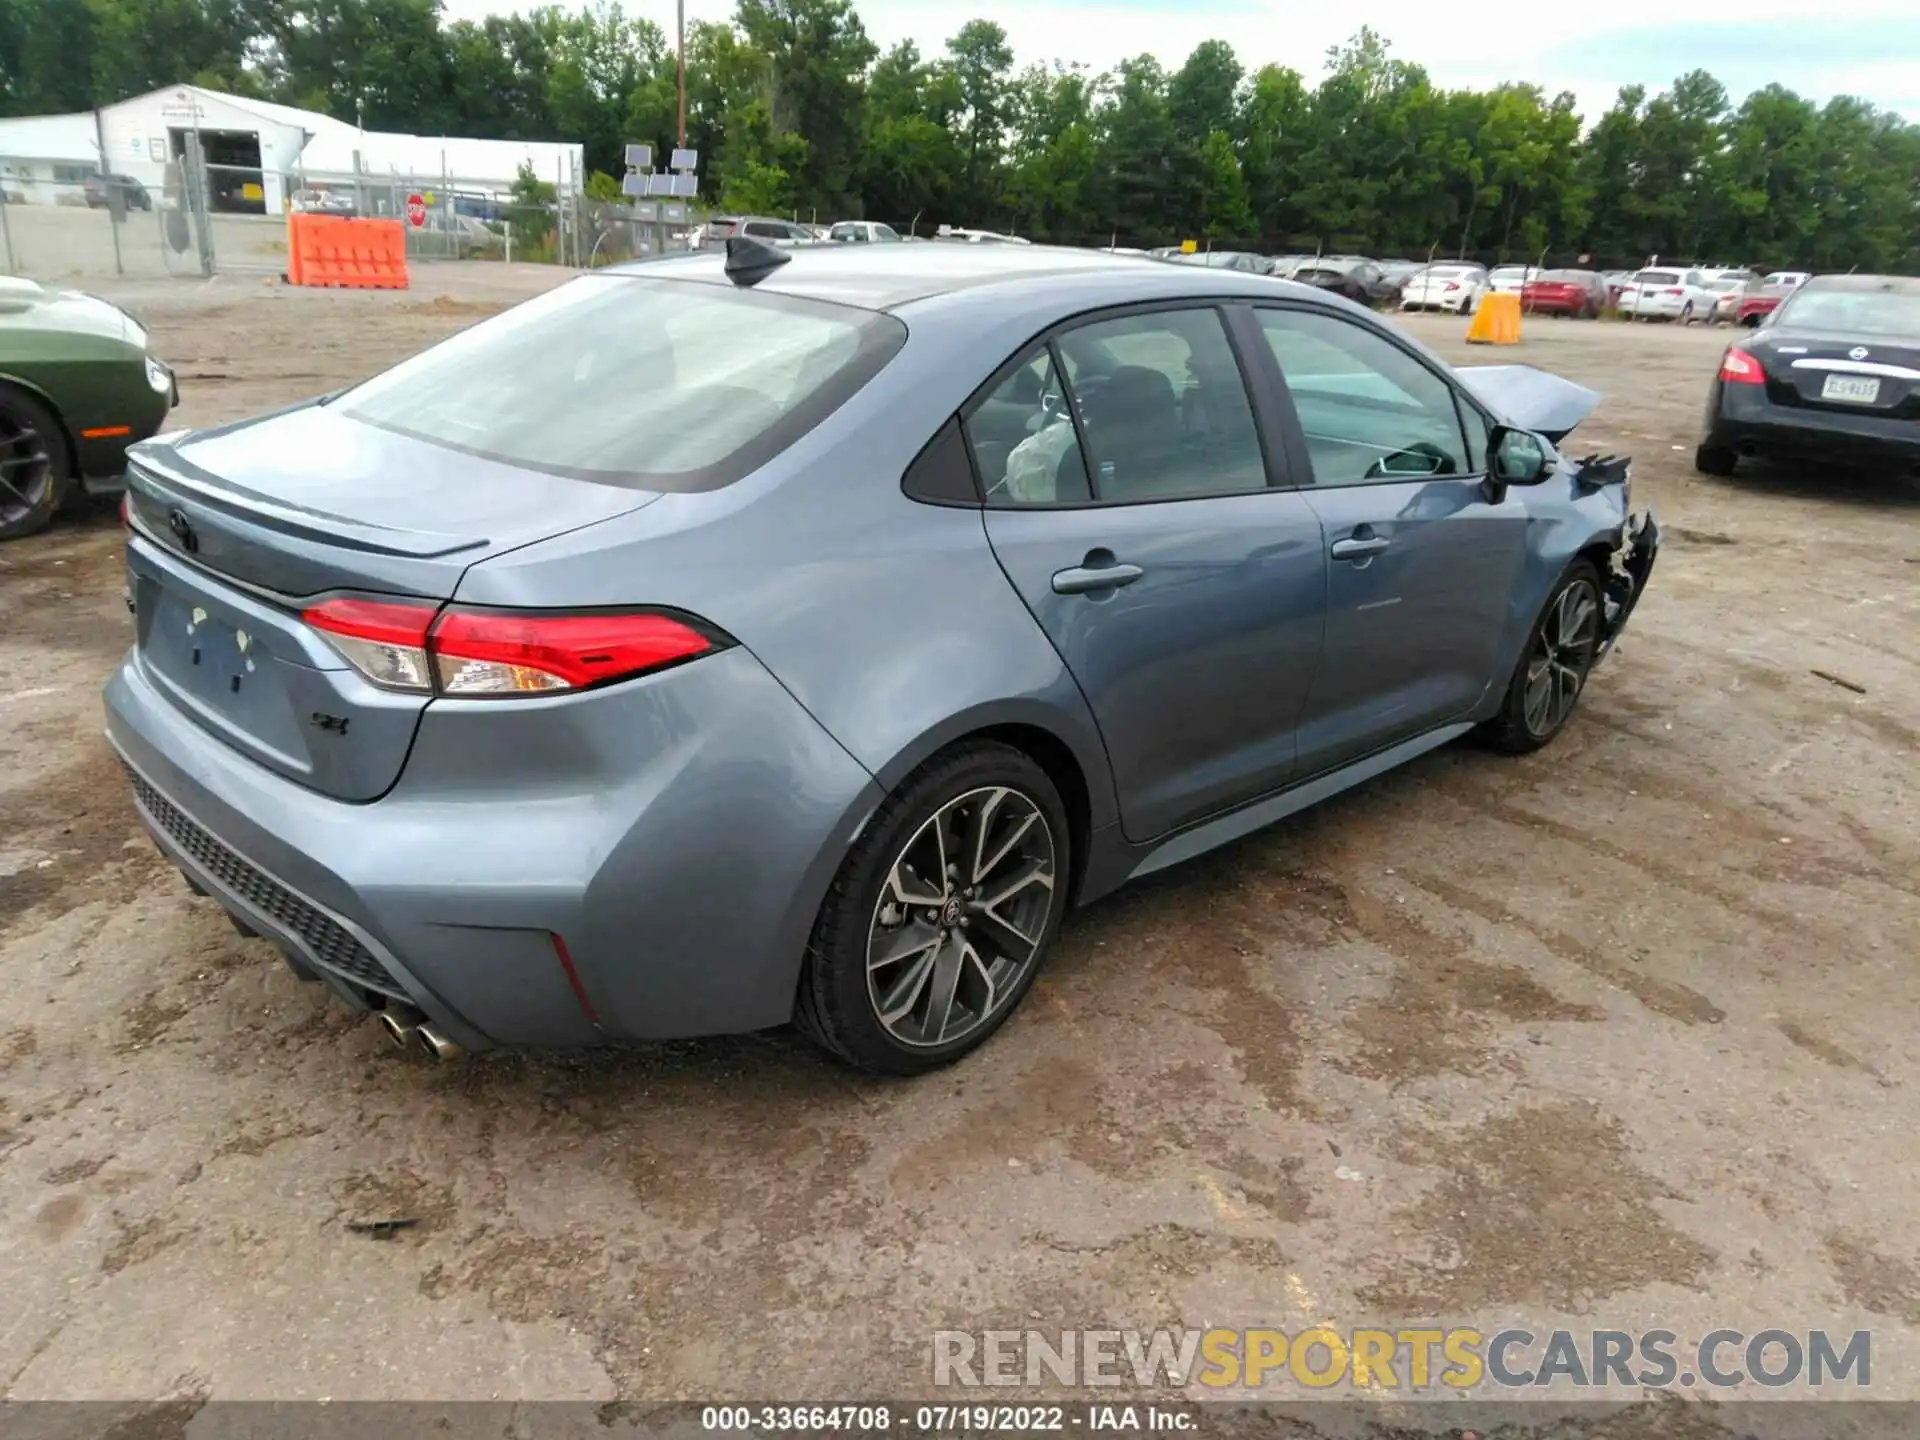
(676, 0, 687, 149)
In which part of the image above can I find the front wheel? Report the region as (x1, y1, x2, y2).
(796, 742, 1071, 1074)
(1484, 562, 1604, 755)
(0, 384, 71, 541)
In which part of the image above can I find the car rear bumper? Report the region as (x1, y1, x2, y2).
(104, 641, 883, 1048)
(1704, 382, 1920, 468)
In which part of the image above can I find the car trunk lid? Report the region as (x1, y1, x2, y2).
(123, 403, 660, 801)
(1751, 332, 1920, 418)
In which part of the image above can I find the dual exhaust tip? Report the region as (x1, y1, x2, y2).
(378, 1005, 460, 1061)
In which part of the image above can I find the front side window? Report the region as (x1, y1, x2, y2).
(1256, 309, 1472, 486)
(1055, 309, 1268, 502)
(339, 275, 904, 489)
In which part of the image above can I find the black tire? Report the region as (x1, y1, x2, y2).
(0, 384, 73, 541)
(1694, 443, 1738, 477)
(1483, 561, 1605, 755)
(795, 741, 1071, 1075)
(1678, 302, 1695, 325)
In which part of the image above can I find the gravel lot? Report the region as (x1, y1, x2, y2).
(1, 266, 1916, 1409)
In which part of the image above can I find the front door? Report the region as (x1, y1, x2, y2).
(1250, 306, 1529, 775)
(970, 306, 1328, 842)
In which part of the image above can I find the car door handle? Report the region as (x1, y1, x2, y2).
(1330, 536, 1391, 560)
(1052, 561, 1144, 595)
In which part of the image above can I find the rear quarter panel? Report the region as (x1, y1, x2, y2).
(453, 277, 1168, 938)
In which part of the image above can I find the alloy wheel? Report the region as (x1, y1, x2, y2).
(865, 785, 1057, 1049)
(0, 407, 53, 530)
(1523, 577, 1600, 738)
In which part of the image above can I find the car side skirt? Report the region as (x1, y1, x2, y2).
(1072, 721, 1478, 900)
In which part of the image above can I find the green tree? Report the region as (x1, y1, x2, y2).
(734, 0, 874, 218)
(0, 0, 97, 114)
(1195, 128, 1253, 239)
(940, 19, 1013, 220)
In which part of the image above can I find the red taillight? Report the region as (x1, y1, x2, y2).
(303, 597, 437, 692)
(302, 598, 716, 698)
(430, 610, 712, 695)
(1719, 347, 1764, 385)
(1443, 281, 1459, 291)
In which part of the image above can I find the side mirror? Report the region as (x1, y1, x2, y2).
(1491, 426, 1553, 486)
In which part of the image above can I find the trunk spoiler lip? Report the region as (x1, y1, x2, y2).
(1454, 363, 1602, 444)
(127, 442, 487, 560)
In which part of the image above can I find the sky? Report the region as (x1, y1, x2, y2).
(439, 0, 1920, 127)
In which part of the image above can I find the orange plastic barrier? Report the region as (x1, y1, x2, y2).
(285, 213, 409, 290)
(1466, 291, 1521, 344)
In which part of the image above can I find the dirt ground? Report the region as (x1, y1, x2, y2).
(1, 265, 1916, 1410)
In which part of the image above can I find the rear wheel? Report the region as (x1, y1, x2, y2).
(1484, 562, 1604, 755)
(0, 385, 71, 541)
(1679, 302, 1696, 325)
(796, 742, 1070, 1074)
(1694, 443, 1738, 477)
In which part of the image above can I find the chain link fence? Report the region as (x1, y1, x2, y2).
(2, 142, 704, 284)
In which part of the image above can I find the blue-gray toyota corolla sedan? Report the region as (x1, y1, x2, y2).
(107, 241, 1658, 1073)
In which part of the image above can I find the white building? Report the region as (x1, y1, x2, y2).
(0, 85, 584, 214)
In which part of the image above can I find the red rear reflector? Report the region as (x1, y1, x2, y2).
(549, 933, 600, 1025)
(429, 610, 712, 694)
(82, 425, 133, 439)
(1665, 287, 1685, 296)
(1719, 348, 1764, 385)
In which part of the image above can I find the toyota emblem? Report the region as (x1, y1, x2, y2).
(166, 507, 199, 553)
(1849, 346, 1870, 360)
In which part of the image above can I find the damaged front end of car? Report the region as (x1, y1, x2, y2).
(1567, 451, 1660, 661)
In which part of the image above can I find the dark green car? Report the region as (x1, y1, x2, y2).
(0, 278, 176, 540)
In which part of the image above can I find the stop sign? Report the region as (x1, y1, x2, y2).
(405, 193, 426, 228)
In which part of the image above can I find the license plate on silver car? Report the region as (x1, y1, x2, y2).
(1821, 374, 1880, 404)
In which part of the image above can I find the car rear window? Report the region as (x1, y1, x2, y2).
(1636, 270, 1679, 284)
(338, 274, 906, 491)
(1777, 286, 1920, 337)
(1537, 270, 1588, 282)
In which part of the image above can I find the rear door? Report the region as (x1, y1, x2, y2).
(1248, 305, 1528, 775)
(975, 305, 1328, 842)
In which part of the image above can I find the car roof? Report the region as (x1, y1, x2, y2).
(613, 242, 1199, 311)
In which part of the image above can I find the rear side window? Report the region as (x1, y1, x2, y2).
(965, 350, 1092, 505)
(339, 275, 905, 490)
(1055, 309, 1268, 502)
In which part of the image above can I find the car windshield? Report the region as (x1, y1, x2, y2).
(338, 275, 905, 488)
(1775, 285, 1920, 337)
(1704, 279, 1741, 292)
(1490, 267, 1527, 279)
